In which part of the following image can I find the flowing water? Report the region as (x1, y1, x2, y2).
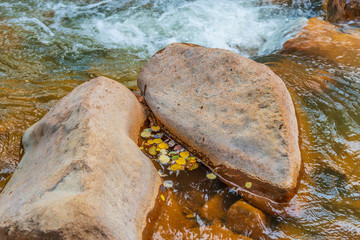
(0, 0, 359, 239)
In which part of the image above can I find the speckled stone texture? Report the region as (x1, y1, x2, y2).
(138, 43, 301, 203)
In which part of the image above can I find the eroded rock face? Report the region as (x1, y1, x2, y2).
(283, 17, 360, 67)
(0, 77, 162, 240)
(325, 0, 360, 23)
(138, 43, 301, 203)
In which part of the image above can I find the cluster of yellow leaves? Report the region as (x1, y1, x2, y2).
(139, 125, 200, 172)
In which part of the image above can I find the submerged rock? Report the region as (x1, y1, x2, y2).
(226, 200, 267, 239)
(138, 43, 301, 203)
(199, 193, 226, 222)
(0, 77, 162, 239)
(283, 17, 360, 66)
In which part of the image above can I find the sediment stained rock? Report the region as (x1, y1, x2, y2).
(0, 77, 162, 240)
(283, 17, 360, 67)
(138, 43, 301, 203)
(325, 0, 360, 23)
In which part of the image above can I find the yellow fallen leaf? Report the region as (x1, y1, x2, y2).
(147, 139, 154, 144)
(245, 182, 252, 189)
(153, 139, 163, 144)
(206, 173, 216, 180)
(156, 148, 161, 151)
(149, 146, 157, 156)
(188, 162, 199, 171)
(185, 214, 195, 219)
(189, 159, 197, 163)
(175, 157, 186, 165)
(151, 125, 160, 132)
(161, 194, 165, 201)
(139, 147, 144, 150)
(163, 180, 174, 188)
(159, 154, 170, 164)
(180, 151, 189, 159)
(170, 163, 181, 171)
(140, 131, 152, 138)
(159, 143, 169, 149)
(160, 149, 168, 155)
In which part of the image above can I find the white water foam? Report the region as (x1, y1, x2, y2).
(2, 0, 308, 58)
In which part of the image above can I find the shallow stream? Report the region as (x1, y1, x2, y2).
(0, 0, 359, 239)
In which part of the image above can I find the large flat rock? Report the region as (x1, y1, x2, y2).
(138, 43, 301, 203)
(0, 77, 162, 239)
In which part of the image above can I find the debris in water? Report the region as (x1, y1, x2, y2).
(206, 173, 216, 180)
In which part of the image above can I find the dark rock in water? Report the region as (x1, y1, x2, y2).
(0, 77, 162, 239)
(138, 43, 301, 204)
(226, 200, 267, 239)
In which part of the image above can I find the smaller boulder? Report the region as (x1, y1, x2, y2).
(226, 201, 267, 239)
(198, 193, 226, 222)
(283, 17, 360, 66)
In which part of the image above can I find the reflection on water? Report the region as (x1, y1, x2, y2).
(261, 54, 360, 239)
(0, 0, 359, 239)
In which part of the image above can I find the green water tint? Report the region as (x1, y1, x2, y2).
(0, 0, 359, 238)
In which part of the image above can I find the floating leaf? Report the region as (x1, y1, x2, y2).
(158, 170, 168, 177)
(151, 125, 160, 132)
(163, 180, 174, 188)
(188, 162, 199, 171)
(141, 130, 152, 138)
(147, 139, 154, 144)
(189, 158, 197, 163)
(168, 140, 176, 147)
(161, 194, 165, 201)
(176, 157, 186, 165)
(160, 149, 168, 155)
(206, 173, 216, 180)
(170, 163, 181, 171)
(185, 214, 195, 219)
(171, 155, 179, 160)
(139, 147, 144, 150)
(174, 145, 182, 151)
(153, 139, 163, 144)
(169, 151, 177, 155)
(156, 148, 161, 151)
(159, 143, 169, 149)
(180, 151, 190, 159)
(182, 208, 192, 215)
(245, 182, 252, 189)
(149, 146, 157, 155)
(159, 154, 170, 164)
(153, 133, 164, 139)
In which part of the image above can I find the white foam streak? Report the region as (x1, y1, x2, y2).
(3, 0, 310, 57)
